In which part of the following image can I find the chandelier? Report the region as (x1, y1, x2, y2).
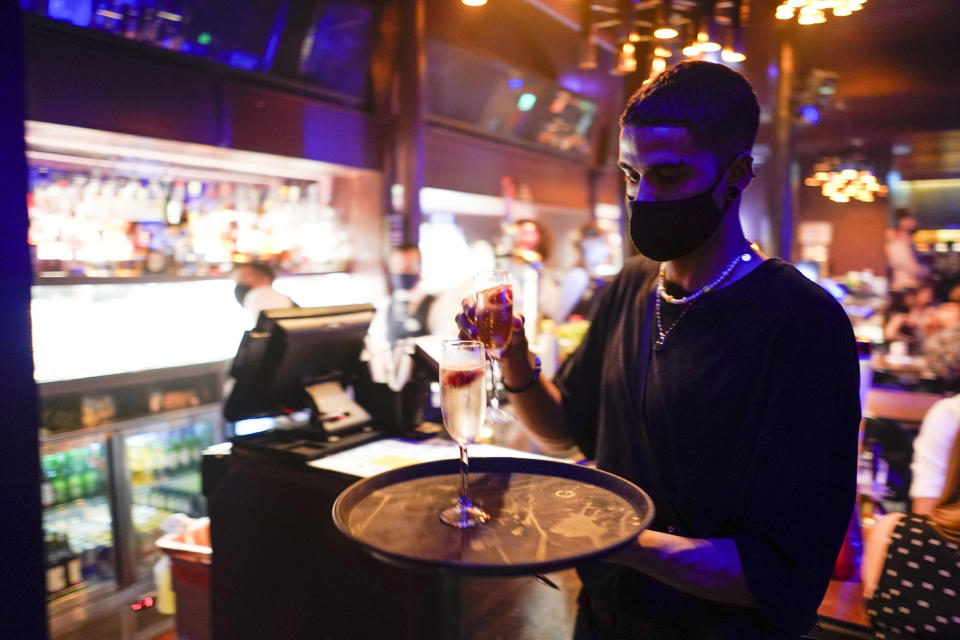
(775, 0, 867, 25)
(804, 158, 888, 203)
(577, 0, 749, 78)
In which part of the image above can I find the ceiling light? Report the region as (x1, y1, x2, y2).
(776, 0, 867, 24)
(682, 44, 701, 57)
(722, 48, 746, 62)
(615, 41, 638, 75)
(805, 158, 887, 204)
(651, 56, 667, 75)
(461, 0, 487, 6)
(654, 26, 679, 39)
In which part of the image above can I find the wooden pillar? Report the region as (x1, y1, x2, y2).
(770, 30, 796, 260)
(0, 6, 47, 640)
(395, 0, 427, 246)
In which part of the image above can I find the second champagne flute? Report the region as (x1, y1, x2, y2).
(474, 270, 515, 424)
(439, 340, 489, 528)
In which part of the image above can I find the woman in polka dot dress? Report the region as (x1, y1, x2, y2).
(863, 433, 960, 638)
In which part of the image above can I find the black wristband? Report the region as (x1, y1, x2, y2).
(501, 354, 542, 393)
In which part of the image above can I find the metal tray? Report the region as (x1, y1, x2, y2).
(332, 456, 654, 575)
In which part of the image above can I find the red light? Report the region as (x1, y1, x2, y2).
(144, 597, 155, 607)
(130, 603, 143, 611)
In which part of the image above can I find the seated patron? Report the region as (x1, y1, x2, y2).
(910, 395, 960, 515)
(863, 432, 960, 638)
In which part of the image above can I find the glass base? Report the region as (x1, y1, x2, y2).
(440, 503, 490, 528)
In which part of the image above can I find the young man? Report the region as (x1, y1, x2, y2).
(457, 61, 861, 638)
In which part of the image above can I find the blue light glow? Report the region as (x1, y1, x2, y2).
(507, 77, 524, 89)
(801, 105, 820, 125)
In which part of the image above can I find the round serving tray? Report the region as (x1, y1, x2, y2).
(332, 456, 654, 576)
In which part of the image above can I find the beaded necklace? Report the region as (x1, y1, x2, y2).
(654, 244, 754, 351)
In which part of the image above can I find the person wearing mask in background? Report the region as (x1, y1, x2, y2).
(886, 208, 930, 292)
(554, 221, 613, 322)
(458, 60, 860, 639)
(232, 262, 294, 327)
(863, 432, 960, 638)
(384, 244, 437, 344)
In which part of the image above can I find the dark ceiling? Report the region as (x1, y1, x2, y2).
(536, 0, 960, 167)
(786, 0, 960, 159)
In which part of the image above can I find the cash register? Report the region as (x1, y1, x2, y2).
(223, 303, 384, 463)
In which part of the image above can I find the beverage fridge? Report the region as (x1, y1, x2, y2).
(39, 364, 228, 640)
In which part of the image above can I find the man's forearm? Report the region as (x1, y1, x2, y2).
(500, 354, 573, 445)
(608, 530, 758, 607)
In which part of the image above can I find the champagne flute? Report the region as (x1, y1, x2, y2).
(439, 340, 490, 528)
(474, 270, 515, 424)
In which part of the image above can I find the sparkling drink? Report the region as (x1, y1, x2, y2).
(440, 364, 486, 443)
(439, 340, 490, 528)
(476, 283, 514, 356)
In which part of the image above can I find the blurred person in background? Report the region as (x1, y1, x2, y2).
(885, 208, 930, 292)
(232, 262, 294, 327)
(910, 393, 960, 516)
(863, 431, 960, 638)
(553, 221, 613, 322)
(499, 218, 558, 332)
(883, 284, 936, 351)
(383, 243, 436, 344)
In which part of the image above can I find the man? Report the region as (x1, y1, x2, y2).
(232, 262, 294, 326)
(384, 244, 437, 343)
(457, 61, 860, 638)
(885, 208, 929, 291)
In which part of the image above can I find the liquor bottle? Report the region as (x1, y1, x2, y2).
(45, 534, 67, 595)
(66, 449, 85, 502)
(40, 455, 56, 509)
(51, 452, 69, 505)
(63, 534, 82, 588)
(80, 545, 98, 581)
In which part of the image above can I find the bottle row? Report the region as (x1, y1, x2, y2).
(41, 444, 108, 509)
(28, 166, 353, 278)
(132, 482, 205, 517)
(44, 521, 114, 598)
(127, 425, 210, 486)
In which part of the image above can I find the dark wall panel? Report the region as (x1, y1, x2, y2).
(227, 85, 380, 170)
(23, 31, 221, 145)
(425, 125, 590, 209)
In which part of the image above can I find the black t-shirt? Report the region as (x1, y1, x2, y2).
(555, 256, 861, 638)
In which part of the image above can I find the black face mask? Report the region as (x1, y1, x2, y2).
(390, 273, 420, 292)
(234, 284, 252, 305)
(628, 164, 734, 262)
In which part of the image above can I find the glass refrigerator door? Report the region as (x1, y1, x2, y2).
(40, 435, 114, 599)
(124, 414, 216, 572)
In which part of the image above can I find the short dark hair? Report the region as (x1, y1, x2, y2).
(620, 61, 760, 162)
(239, 262, 275, 281)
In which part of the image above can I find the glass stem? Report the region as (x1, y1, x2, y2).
(488, 355, 501, 410)
(458, 442, 471, 512)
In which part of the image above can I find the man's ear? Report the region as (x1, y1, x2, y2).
(727, 154, 754, 190)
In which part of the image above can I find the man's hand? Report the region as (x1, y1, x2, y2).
(455, 297, 532, 380)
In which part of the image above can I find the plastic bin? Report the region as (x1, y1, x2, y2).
(156, 518, 212, 640)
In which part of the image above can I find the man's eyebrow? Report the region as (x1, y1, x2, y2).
(617, 160, 688, 172)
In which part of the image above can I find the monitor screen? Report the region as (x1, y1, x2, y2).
(224, 303, 375, 422)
